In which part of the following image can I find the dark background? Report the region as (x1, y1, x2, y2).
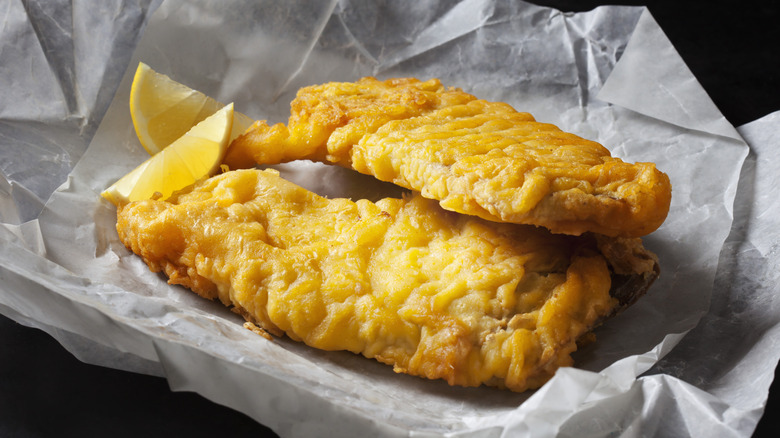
(1, 1, 778, 436)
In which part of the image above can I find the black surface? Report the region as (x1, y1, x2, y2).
(0, 314, 276, 438)
(1, 1, 778, 437)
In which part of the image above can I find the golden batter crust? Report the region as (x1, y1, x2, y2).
(225, 77, 671, 237)
(117, 169, 657, 391)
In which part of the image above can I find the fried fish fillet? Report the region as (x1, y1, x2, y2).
(117, 169, 658, 392)
(224, 77, 672, 237)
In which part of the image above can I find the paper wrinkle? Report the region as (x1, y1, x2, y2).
(646, 111, 780, 421)
(0, 219, 45, 258)
(0, 0, 157, 223)
(1, 1, 778, 437)
(558, 6, 642, 110)
(736, 111, 780, 255)
(0, 5, 68, 123)
(373, 0, 494, 72)
(0, 173, 22, 224)
(644, 140, 780, 436)
(273, 0, 340, 100)
(20, 0, 80, 115)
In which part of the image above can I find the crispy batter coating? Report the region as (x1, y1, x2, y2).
(224, 77, 672, 237)
(117, 169, 657, 392)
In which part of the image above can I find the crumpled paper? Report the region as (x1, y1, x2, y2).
(1, 1, 778, 436)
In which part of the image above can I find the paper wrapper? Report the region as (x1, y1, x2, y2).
(2, 1, 779, 436)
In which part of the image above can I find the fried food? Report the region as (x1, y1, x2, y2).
(116, 169, 658, 392)
(224, 77, 672, 237)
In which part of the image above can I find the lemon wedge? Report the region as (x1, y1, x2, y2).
(102, 103, 234, 206)
(130, 62, 253, 155)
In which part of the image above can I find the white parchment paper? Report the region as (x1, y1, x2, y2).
(1, 1, 778, 436)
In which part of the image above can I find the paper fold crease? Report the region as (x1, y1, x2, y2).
(598, 10, 741, 141)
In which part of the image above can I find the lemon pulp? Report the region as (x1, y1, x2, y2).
(130, 62, 252, 155)
(102, 103, 234, 206)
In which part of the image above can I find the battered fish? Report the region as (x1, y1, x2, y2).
(117, 169, 658, 392)
(224, 77, 672, 237)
